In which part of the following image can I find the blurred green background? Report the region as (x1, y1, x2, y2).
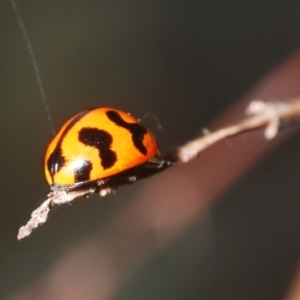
(1, 1, 300, 299)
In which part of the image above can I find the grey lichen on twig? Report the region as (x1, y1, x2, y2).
(17, 99, 300, 240)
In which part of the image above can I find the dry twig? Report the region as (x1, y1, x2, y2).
(17, 99, 300, 240)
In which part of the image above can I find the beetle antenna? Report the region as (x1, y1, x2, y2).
(10, 0, 56, 135)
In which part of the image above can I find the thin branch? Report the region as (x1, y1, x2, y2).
(17, 99, 300, 240)
(171, 100, 300, 163)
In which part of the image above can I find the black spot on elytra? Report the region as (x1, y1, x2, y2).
(78, 128, 117, 169)
(47, 110, 89, 182)
(74, 160, 93, 183)
(47, 147, 65, 175)
(106, 110, 147, 155)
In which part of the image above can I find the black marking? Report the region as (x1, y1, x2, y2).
(47, 147, 65, 175)
(74, 160, 93, 183)
(78, 128, 117, 169)
(47, 110, 89, 181)
(106, 110, 148, 155)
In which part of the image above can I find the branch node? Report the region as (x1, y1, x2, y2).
(246, 100, 280, 139)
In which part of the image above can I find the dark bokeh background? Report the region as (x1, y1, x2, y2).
(1, 1, 300, 299)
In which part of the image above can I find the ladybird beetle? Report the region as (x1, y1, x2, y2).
(45, 107, 163, 192)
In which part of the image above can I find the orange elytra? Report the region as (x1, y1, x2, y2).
(44, 107, 160, 190)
